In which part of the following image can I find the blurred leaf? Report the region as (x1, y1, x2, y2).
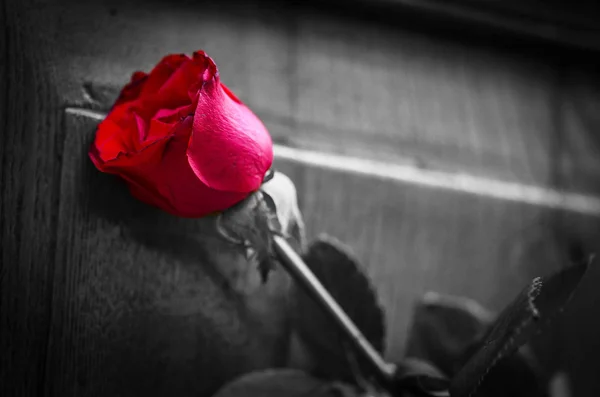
(405, 293, 549, 397)
(458, 345, 547, 397)
(210, 369, 362, 397)
(450, 257, 592, 397)
(291, 234, 386, 383)
(392, 358, 450, 397)
(405, 293, 495, 376)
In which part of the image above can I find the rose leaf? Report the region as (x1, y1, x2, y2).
(291, 234, 386, 384)
(449, 256, 592, 397)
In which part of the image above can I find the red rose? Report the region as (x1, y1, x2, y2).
(89, 51, 273, 218)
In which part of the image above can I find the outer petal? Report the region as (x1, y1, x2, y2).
(90, 105, 172, 163)
(90, 56, 198, 163)
(113, 53, 189, 111)
(89, 131, 172, 175)
(90, 131, 181, 216)
(91, 106, 139, 163)
(186, 53, 273, 193)
(114, 71, 148, 107)
(149, 117, 249, 217)
(152, 55, 210, 111)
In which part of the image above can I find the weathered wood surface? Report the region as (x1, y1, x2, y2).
(43, 111, 302, 397)
(2, 0, 600, 396)
(43, 1, 600, 195)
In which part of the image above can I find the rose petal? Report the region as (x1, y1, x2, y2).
(154, 104, 193, 123)
(153, 55, 210, 110)
(154, 117, 249, 217)
(90, 130, 172, 171)
(139, 53, 189, 97)
(185, 51, 219, 102)
(125, 180, 182, 215)
(187, 74, 273, 192)
(127, 56, 206, 131)
(114, 71, 148, 107)
(220, 83, 244, 105)
(142, 119, 174, 145)
(133, 112, 148, 145)
(92, 118, 137, 163)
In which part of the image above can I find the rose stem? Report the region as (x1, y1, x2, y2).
(273, 235, 396, 385)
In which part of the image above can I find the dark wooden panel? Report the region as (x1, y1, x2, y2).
(41, 110, 300, 397)
(0, 1, 66, 395)
(311, 0, 600, 53)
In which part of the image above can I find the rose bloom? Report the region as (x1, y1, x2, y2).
(89, 51, 273, 218)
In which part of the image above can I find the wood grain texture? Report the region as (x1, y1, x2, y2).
(292, 13, 581, 190)
(40, 0, 593, 193)
(273, 159, 600, 358)
(42, 111, 299, 397)
(2, 0, 600, 396)
(43, 0, 600, 195)
(0, 1, 65, 395)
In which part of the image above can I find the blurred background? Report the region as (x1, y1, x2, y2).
(2, 0, 600, 396)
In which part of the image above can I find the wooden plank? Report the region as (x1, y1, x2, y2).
(292, 13, 558, 187)
(40, 0, 295, 124)
(43, 110, 297, 397)
(47, 108, 600, 396)
(555, 66, 600, 196)
(273, 158, 600, 361)
(0, 1, 65, 395)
